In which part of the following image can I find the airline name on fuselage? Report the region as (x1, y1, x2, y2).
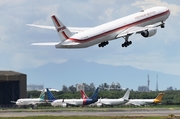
(135, 11, 156, 19)
(57, 26, 66, 32)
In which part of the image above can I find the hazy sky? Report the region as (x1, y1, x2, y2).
(0, 0, 180, 90)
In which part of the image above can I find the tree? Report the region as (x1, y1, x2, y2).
(99, 83, 109, 90)
(62, 85, 69, 92)
(110, 82, 116, 90)
(69, 85, 76, 92)
(115, 82, 121, 90)
(89, 83, 96, 91)
(83, 83, 90, 92)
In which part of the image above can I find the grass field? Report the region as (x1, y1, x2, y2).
(0, 116, 178, 119)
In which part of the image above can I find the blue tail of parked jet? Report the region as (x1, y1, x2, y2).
(89, 87, 99, 100)
(83, 87, 99, 105)
(46, 88, 57, 102)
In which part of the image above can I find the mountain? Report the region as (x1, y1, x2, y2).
(19, 60, 180, 91)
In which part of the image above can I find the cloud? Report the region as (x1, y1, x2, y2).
(132, 0, 180, 16)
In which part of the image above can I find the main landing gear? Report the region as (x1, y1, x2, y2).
(161, 21, 165, 28)
(122, 41, 132, 47)
(122, 35, 132, 47)
(98, 41, 109, 47)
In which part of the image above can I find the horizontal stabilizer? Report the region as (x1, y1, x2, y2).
(27, 24, 55, 30)
(27, 24, 91, 33)
(31, 42, 59, 46)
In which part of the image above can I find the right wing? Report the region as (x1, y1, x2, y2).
(27, 24, 91, 33)
(116, 22, 164, 38)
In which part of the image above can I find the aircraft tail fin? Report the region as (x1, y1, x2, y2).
(154, 93, 165, 103)
(122, 89, 130, 101)
(51, 15, 72, 41)
(46, 88, 57, 102)
(80, 90, 89, 99)
(89, 87, 99, 100)
(39, 89, 45, 100)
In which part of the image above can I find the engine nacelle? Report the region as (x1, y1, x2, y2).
(61, 103, 67, 107)
(96, 103, 103, 107)
(141, 28, 157, 37)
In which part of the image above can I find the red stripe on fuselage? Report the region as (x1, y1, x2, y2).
(52, 15, 61, 27)
(68, 10, 170, 43)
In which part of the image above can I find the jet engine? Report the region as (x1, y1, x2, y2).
(96, 103, 103, 107)
(62, 103, 67, 107)
(141, 28, 157, 37)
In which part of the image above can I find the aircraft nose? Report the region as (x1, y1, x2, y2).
(16, 102, 19, 105)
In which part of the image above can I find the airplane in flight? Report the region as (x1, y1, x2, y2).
(28, 6, 170, 48)
(51, 87, 99, 107)
(125, 93, 165, 106)
(11, 89, 46, 108)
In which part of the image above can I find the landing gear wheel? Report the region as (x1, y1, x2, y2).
(122, 41, 132, 47)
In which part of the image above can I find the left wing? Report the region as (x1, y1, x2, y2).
(27, 24, 91, 33)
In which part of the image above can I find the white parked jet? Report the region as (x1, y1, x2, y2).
(11, 89, 46, 108)
(28, 6, 170, 48)
(125, 93, 164, 106)
(95, 89, 130, 107)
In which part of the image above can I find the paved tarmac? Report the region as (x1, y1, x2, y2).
(0, 109, 180, 117)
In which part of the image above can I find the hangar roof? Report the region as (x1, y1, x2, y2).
(0, 70, 26, 76)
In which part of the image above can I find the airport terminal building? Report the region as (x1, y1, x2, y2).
(0, 71, 26, 105)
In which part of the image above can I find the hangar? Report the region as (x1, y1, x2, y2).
(0, 71, 26, 105)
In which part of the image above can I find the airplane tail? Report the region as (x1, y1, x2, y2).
(80, 90, 89, 99)
(51, 15, 72, 41)
(89, 87, 99, 100)
(39, 89, 45, 100)
(46, 88, 57, 102)
(122, 89, 130, 101)
(154, 93, 165, 103)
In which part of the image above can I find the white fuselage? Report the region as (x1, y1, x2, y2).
(126, 99, 155, 106)
(56, 6, 170, 48)
(96, 98, 128, 106)
(15, 98, 45, 106)
(51, 98, 97, 107)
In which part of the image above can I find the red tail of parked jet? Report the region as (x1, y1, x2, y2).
(80, 90, 88, 99)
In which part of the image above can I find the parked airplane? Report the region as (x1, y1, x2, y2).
(28, 6, 170, 48)
(95, 89, 130, 107)
(51, 87, 99, 107)
(11, 89, 46, 108)
(125, 93, 165, 106)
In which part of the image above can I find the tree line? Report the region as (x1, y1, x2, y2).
(27, 82, 180, 105)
